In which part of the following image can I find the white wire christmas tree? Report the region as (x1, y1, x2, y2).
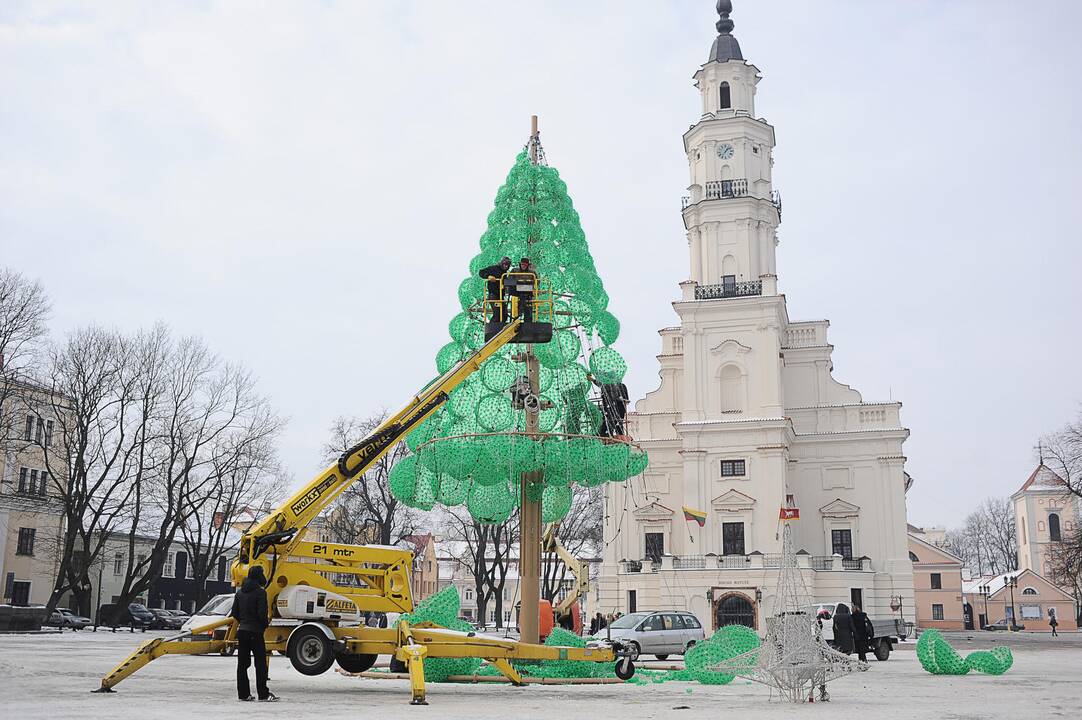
(709, 507, 868, 702)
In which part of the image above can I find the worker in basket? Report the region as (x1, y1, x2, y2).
(479, 256, 512, 324)
(507, 257, 537, 322)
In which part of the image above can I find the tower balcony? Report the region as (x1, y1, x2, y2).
(705, 179, 747, 199)
(694, 279, 762, 300)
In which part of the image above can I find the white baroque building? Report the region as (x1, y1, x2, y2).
(599, 2, 915, 631)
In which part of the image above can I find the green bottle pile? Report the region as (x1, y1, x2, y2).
(388, 150, 647, 524)
(915, 629, 1013, 675)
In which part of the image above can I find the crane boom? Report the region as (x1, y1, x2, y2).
(237, 318, 524, 568)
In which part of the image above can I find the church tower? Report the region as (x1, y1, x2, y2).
(683, 0, 780, 292)
(600, 2, 914, 631)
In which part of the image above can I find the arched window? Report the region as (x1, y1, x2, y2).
(1022, 587, 1038, 596)
(719, 82, 731, 110)
(720, 364, 744, 413)
(1049, 513, 1061, 541)
(908, 551, 919, 563)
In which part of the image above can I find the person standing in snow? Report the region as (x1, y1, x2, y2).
(230, 565, 278, 702)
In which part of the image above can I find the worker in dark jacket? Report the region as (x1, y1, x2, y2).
(479, 257, 512, 324)
(230, 565, 278, 702)
(831, 602, 857, 655)
(851, 604, 874, 662)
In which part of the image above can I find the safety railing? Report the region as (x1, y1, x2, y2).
(705, 179, 748, 199)
(694, 280, 762, 300)
(673, 555, 707, 570)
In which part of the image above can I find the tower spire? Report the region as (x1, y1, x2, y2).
(708, 0, 744, 63)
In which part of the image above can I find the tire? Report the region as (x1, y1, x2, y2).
(336, 653, 378, 674)
(389, 657, 408, 674)
(684, 640, 696, 654)
(626, 641, 641, 661)
(654, 654, 670, 661)
(874, 639, 890, 661)
(614, 657, 636, 681)
(220, 645, 235, 657)
(288, 626, 336, 676)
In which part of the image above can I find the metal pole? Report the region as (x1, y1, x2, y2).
(518, 114, 542, 645)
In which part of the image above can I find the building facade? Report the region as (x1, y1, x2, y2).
(1013, 464, 1079, 580)
(1, 385, 66, 607)
(908, 529, 966, 630)
(599, 3, 915, 631)
(963, 570, 1078, 633)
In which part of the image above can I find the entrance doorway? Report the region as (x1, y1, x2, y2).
(11, 581, 31, 606)
(714, 593, 756, 630)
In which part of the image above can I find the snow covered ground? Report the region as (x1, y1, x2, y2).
(0, 629, 1078, 719)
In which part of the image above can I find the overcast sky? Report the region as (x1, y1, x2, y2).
(3, 1, 1080, 529)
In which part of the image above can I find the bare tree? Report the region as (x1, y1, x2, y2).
(36, 324, 279, 616)
(321, 414, 420, 545)
(948, 496, 1017, 577)
(0, 267, 51, 441)
(1043, 414, 1082, 500)
(1045, 528, 1082, 621)
(178, 417, 286, 606)
(541, 485, 602, 602)
(442, 507, 518, 629)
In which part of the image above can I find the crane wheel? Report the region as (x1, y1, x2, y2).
(335, 653, 378, 674)
(287, 626, 335, 676)
(614, 657, 636, 681)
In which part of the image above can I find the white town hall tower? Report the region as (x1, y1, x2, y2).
(599, 2, 915, 631)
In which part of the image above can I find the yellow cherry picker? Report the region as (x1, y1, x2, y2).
(95, 276, 636, 705)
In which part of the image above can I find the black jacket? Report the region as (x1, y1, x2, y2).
(479, 263, 508, 294)
(851, 610, 874, 648)
(832, 612, 857, 654)
(230, 576, 269, 633)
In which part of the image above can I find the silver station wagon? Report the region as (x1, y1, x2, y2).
(604, 611, 705, 660)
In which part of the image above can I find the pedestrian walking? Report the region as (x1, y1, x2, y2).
(831, 603, 856, 655)
(230, 565, 278, 702)
(1049, 608, 1059, 637)
(850, 603, 874, 662)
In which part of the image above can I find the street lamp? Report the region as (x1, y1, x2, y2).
(1006, 576, 1019, 631)
(978, 585, 989, 630)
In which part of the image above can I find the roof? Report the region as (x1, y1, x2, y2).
(707, 1, 744, 64)
(961, 568, 1073, 600)
(1015, 464, 1068, 495)
(907, 533, 963, 564)
(400, 533, 434, 553)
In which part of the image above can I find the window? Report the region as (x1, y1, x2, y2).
(1021, 604, 1042, 620)
(932, 604, 944, 621)
(114, 552, 125, 576)
(908, 551, 919, 563)
(645, 532, 664, 562)
(18, 467, 27, 493)
(831, 529, 853, 560)
(24, 415, 34, 441)
(682, 614, 701, 629)
(16, 528, 36, 556)
(1022, 587, 1037, 596)
(35, 417, 44, 444)
(1021, 516, 1026, 544)
(504, 610, 511, 624)
(45, 420, 54, 446)
(162, 553, 175, 578)
(930, 573, 942, 590)
(185, 556, 194, 579)
(137, 553, 147, 570)
(1049, 513, 1061, 542)
(628, 589, 637, 613)
(38, 472, 48, 495)
(29, 469, 38, 494)
(4, 572, 14, 599)
(719, 81, 731, 109)
(722, 522, 745, 555)
(465, 588, 473, 601)
(720, 460, 746, 477)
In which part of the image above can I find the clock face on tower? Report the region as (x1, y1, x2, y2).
(716, 143, 734, 160)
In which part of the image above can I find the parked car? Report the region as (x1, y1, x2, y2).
(44, 608, 92, 630)
(166, 609, 191, 622)
(181, 593, 236, 654)
(807, 603, 908, 660)
(150, 608, 186, 630)
(96, 603, 156, 631)
(984, 618, 1024, 631)
(604, 611, 705, 660)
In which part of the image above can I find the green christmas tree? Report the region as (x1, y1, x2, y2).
(388, 149, 647, 524)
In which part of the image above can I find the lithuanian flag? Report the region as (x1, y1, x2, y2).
(682, 506, 707, 527)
